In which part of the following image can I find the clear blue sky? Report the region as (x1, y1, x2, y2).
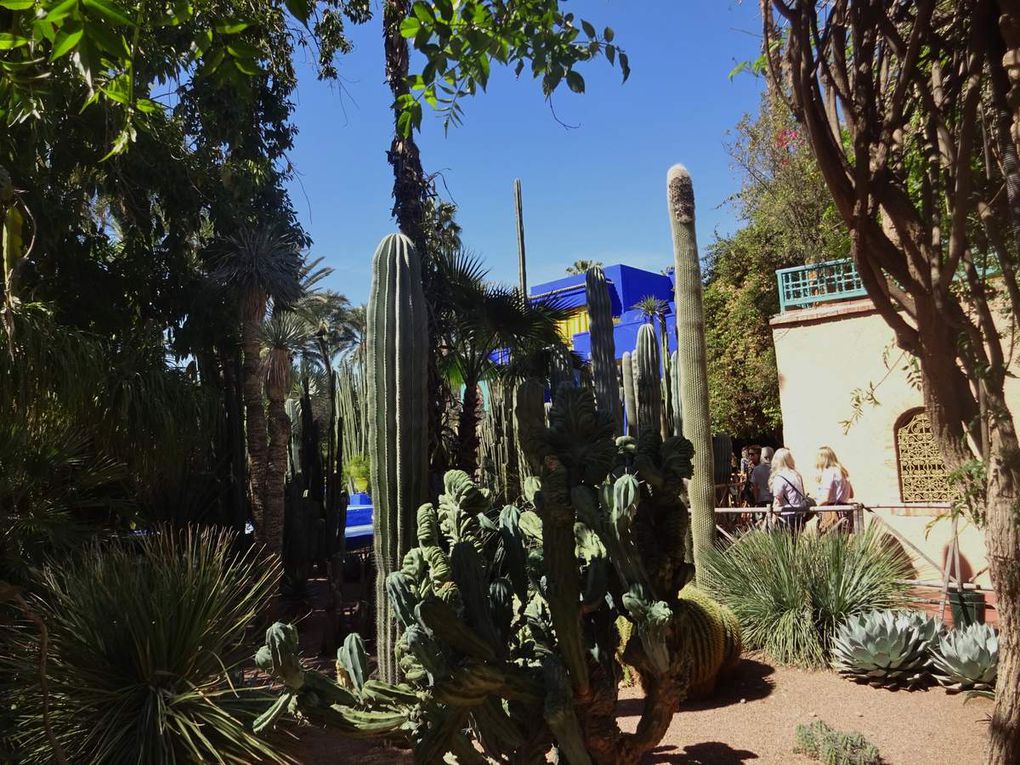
(285, 1, 764, 304)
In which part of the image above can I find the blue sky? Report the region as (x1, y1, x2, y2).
(285, 1, 764, 304)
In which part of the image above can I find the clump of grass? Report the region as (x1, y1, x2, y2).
(794, 719, 882, 765)
(701, 526, 912, 667)
(1, 527, 284, 765)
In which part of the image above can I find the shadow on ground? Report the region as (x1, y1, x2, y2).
(642, 742, 759, 764)
(618, 658, 776, 718)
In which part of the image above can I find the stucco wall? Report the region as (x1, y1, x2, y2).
(771, 297, 1017, 589)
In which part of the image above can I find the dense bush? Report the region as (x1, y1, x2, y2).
(1, 527, 282, 765)
(701, 527, 912, 667)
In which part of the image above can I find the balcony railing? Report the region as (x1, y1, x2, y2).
(776, 258, 867, 312)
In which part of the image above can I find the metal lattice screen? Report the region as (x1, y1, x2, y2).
(896, 409, 953, 502)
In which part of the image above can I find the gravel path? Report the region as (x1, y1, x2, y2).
(281, 656, 992, 764)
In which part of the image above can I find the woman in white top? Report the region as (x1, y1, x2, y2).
(815, 446, 854, 529)
(770, 448, 808, 530)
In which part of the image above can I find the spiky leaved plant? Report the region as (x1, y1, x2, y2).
(366, 233, 430, 683)
(932, 623, 998, 693)
(667, 164, 714, 586)
(831, 610, 936, 689)
(585, 265, 621, 432)
(256, 386, 702, 764)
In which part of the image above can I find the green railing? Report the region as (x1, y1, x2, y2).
(777, 258, 867, 312)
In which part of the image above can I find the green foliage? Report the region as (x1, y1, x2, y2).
(343, 453, 371, 493)
(831, 610, 940, 689)
(701, 527, 913, 668)
(257, 386, 702, 764)
(794, 720, 882, 765)
(565, 258, 603, 275)
(932, 623, 998, 693)
(1, 527, 282, 764)
(397, 1, 628, 134)
(704, 93, 850, 439)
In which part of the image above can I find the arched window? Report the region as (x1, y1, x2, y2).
(895, 408, 952, 502)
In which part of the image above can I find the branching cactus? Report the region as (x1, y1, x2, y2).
(668, 164, 715, 586)
(367, 233, 430, 683)
(634, 323, 663, 438)
(256, 386, 704, 764)
(585, 265, 621, 433)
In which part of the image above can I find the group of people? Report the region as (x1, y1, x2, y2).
(738, 444, 854, 530)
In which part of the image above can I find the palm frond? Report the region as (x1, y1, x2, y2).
(212, 226, 304, 309)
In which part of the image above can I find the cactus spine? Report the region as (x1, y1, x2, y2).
(366, 233, 429, 683)
(585, 265, 621, 433)
(667, 165, 715, 586)
(634, 323, 663, 437)
(621, 351, 637, 436)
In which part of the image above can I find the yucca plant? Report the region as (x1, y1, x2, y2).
(701, 527, 912, 668)
(932, 622, 998, 693)
(831, 610, 936, 689)
(0, 527, 284, 765)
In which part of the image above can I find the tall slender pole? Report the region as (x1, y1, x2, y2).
(514, 178, 527, 296)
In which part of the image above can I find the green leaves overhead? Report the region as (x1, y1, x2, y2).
(396, 0, 628, 135)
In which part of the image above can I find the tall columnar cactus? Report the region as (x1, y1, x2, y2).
(670, 350, 682, 436)
(634, 323, 663, 437)
(585, 265, 622, 433)
(621, 351, 638, 436)
(366, 233, 429, 683)
(668, 164, 715, 586)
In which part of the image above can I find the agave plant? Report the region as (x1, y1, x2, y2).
(932, 622, 998, 693)
(831, 610, 937, 689)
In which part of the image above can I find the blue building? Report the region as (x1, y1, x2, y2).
(528, 264, 677, 358)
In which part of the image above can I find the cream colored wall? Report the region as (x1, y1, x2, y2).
(771, 299, 1016, 588)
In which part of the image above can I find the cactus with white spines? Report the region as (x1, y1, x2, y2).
(585, 265, 622, 433)
(634, 323, 663, 438)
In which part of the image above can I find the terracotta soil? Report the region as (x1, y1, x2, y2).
(279, 655, 991, 764)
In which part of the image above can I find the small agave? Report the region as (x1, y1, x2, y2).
(932, 622, 998, 693)
(831, 610, 936, 689)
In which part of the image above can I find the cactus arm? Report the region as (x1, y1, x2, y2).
(621, 352, 637, 436)
(337, 632, 370, 693)
(585, 266, 622, 433)
(634, 324, 663, 438)
(667, 165, 715, 586)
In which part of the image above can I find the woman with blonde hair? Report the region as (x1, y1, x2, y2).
(815, 446, 854, 529)
(770, 448, 812, 531)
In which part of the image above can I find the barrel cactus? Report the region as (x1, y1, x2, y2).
(366, 233, 430, 683)
(932, 623, 998, 693)
(831, 610, 935, 689)
(668, 164, 715, 585)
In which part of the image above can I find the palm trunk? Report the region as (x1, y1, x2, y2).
(265, 375, 289, 557)
(219, 343, 248, 532)
(457, 378, 481, 476)
(241, 297, 269, 540)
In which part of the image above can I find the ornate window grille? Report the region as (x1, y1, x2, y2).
(895, 409, 952, 502)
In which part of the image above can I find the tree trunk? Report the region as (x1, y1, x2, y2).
(457, 379, 482, 476)
(241, 299, 269, 540)
(219, 343, 248, 532)
(383, 0, 428, 256)
(984, 423, 1020, 765)
(264, 379, 289, 557)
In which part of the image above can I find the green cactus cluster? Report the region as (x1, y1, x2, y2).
(794, 720, 882, 765)
(256, 385, 708, 764)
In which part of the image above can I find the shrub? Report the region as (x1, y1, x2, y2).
(794, 719, 882, 765)
(701, 526, 912, 667)
(1, 527, 283, 765)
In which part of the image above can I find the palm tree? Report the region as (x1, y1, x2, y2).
(212, 227, 302, 547)
(437, 251, 565, 474)
(259, 311, 309, 556)
(565, 259, 603, 275)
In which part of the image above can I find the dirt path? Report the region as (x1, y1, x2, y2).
(281, 655, 991, 764)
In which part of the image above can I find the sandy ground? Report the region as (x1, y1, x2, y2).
(278, 655, 992, 764)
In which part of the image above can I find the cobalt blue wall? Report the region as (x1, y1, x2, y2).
(529, 264, 677, 362)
